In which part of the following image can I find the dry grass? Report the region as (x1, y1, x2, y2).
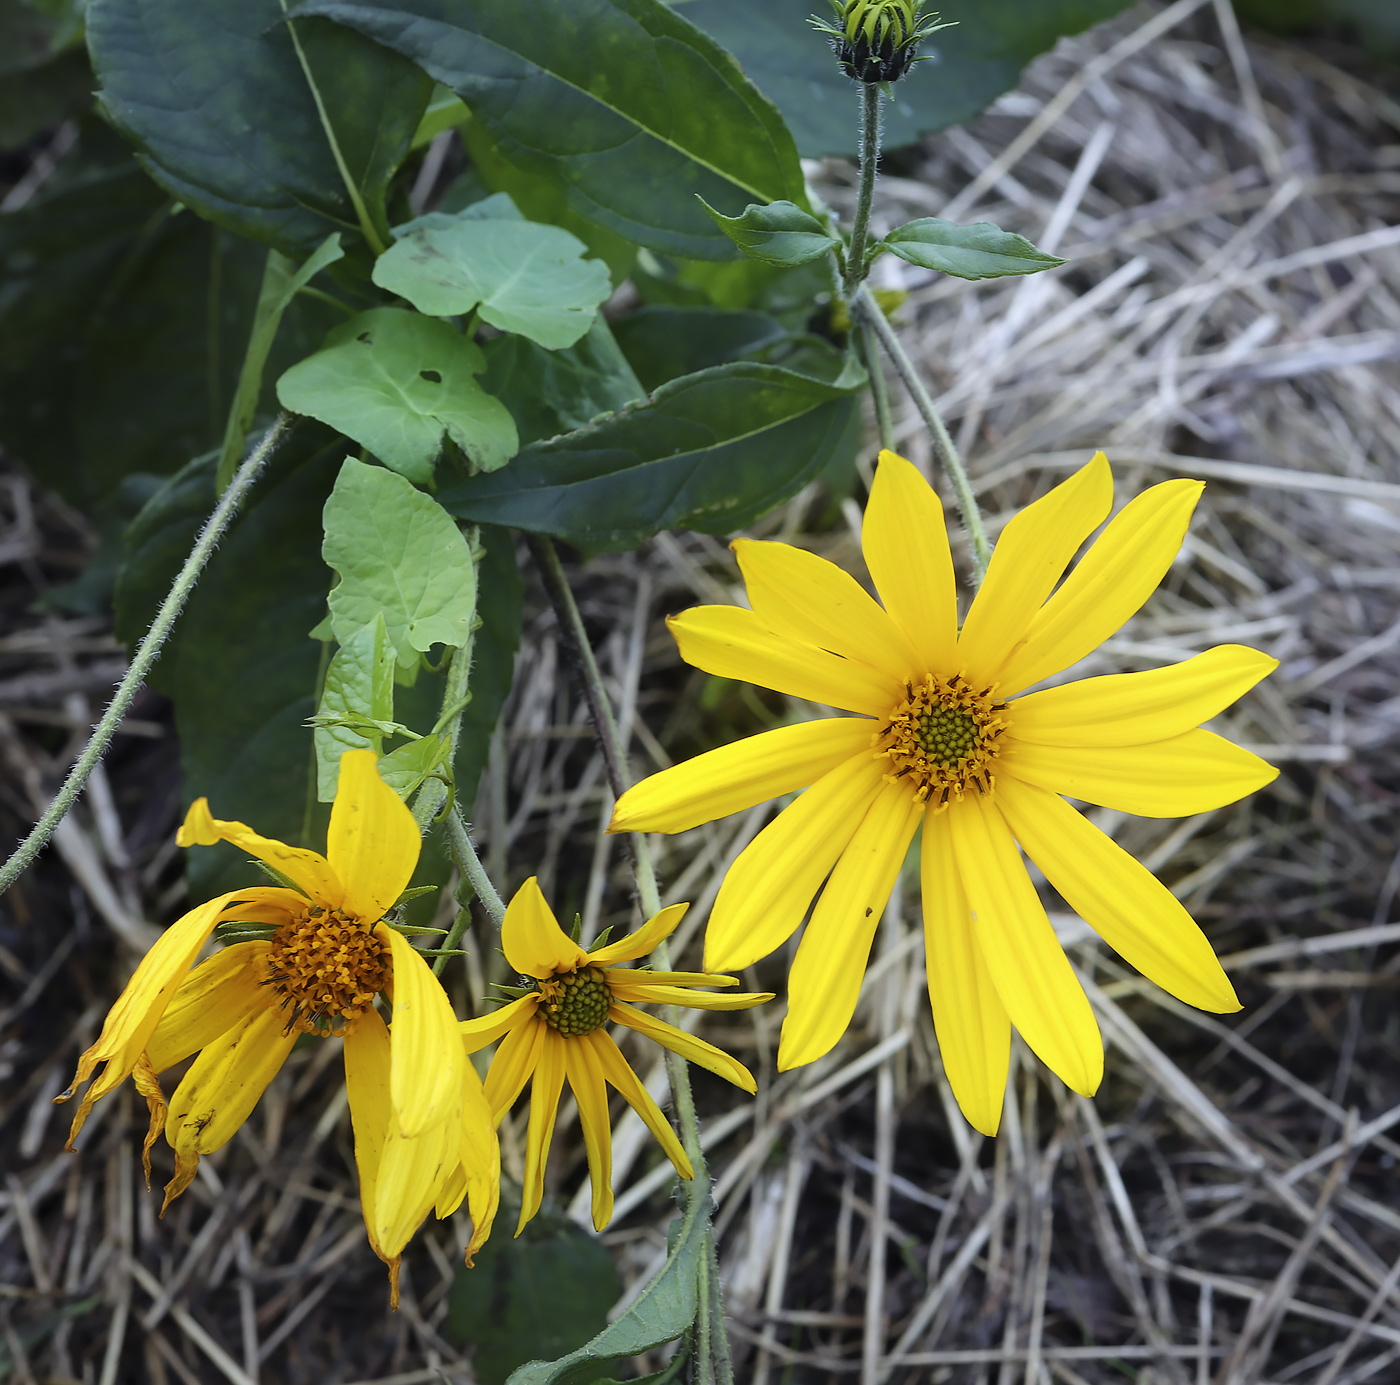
(4, 1, 1400, 1380)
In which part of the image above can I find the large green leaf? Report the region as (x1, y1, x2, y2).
(677, 0, 1136, 157)
(277, 307, 518, 481)
(0, 0, 84, 75)
(611, 306, 789, 392)
(289, 0, 807, 259)
(438, 360, 859, 550)
(86, 0, 433, 253)
(0, 48, 93, 149)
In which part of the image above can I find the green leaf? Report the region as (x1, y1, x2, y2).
(611, 306, 788, 393)
(374, 209, 612, 351)
(323, 458, 478, 669)
(0, 0, 85, 76)
(313, 613, 397, 800)
(698, 198, 840, 268)
(879, 218, 1067, 280)
(503, 1184, 710, 1385)
(217, 234, 345, 491)
(86, 0, 432, 253)
(289, 0, 808, 259)
(377, 733, 450, 799)
(410, 82, 470, 148)
(0, 47, 93, 150)
(277, 307, 519, 482)
(438, 361, 859, 551)
(680, 0, 1135, 157)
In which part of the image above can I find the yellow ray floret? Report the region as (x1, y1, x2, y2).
(460, 877, 771, 1234)
(608, 450, 1279, 1135)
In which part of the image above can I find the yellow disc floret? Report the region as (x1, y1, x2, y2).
(260, 905, 389, 1036)
(876, 673, 1007, 810)
(537, 966, 612, 1037)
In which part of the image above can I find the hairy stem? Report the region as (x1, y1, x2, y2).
(855, 286, 993, 582)
(0, 415, 292, 896)
(860, 316, 895, 452)
(844, 82, 883, 300)
(436, 808, 506, 978)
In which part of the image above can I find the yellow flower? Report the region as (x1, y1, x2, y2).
(461, 878, 771, 1233)
(609, 451, 1279, 1135)
(57, 750, 497, 1306)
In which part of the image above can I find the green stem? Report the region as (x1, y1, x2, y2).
(843, 82, 883, 301)
(854, 286, 992, 583)
(860, 317, 895, 452)
(0, 415, 292, 896)
(436, 808, 507, 978)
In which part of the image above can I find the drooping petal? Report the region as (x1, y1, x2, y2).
(734, 537, 920, 679)
(1008, 645, 1278, 748)
(483, 1017, 545, 1122)
(502, 877, 589, 979)
(460, 995, 539, 1055)
(995, 479, 1204, 695)
(607, 982, 773, 1011)
(603, 969, 738, 989)
(59, 889, 248, 1147)
(437, 1053, 500, 1263)
(921, 812, 1010, 1136)
(565, 1036, 615, 1230)
(777, 781, 923, 1070)
(957, 454, 1114, 688)
(146, 943, 268, 1073)
(704, 750, 888, 972)
(863, 449, 959, 673)
(609, 1003, 757, 1092)
(381, 926, 464, 1138)
(587, 1030, 692, 1180)
(130, 1054, 167, 1187)
(375, 1105, 456, 1260)
(344, 1006, 393, 1266)
(327, 749, 422, 922)
(608, 719, 874, 836)
(997, 778, 1240, 1012)
(999, 730, 1278, 817)
(178, 799, 343, 906)
(947, 795, 1103, 1096)
(162, 1005, 300, 1211)
(588, 903, 688, 966)
(669, 606, 903, 716)
(518, 1029, 567, 1233)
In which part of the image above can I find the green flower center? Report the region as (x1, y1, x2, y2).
(538, 966, 612, 1037)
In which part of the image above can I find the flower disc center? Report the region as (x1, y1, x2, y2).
(876, 673, 1007, 811)
(260, 905, 388, 1037)
(538, 966, 611, 1037)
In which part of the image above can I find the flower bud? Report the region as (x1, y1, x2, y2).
(809, 0, 953, 84)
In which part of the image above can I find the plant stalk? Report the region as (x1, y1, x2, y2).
(844, 81, 883, 300)
(860, 317, 895, 452)
(0, 415, 292, 897)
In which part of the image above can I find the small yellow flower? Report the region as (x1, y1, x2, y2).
(57, 750, 497, 1306)
(609, 451, 1279, 1135)
(461, 878, 771, 1233)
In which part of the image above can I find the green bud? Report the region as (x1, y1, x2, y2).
(809, 0, 954, 84)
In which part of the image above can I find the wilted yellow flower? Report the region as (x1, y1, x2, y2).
(610, 451, 1278, 1134)
(57, 750, 496, 1305)
(460, 878, 770, 1233)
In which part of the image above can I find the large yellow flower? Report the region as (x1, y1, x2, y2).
(609, 451, 1278, 1134)
(460, 878, 770, 1233)
(57, 750, 497, 1305)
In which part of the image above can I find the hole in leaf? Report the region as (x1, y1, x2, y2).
(419, 369, 442, 383)
(357, 332, 373, 344)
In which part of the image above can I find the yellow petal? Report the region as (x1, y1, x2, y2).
(327, 749, 422, 921)
(130, 1054, 167, 1187)
(162, 1004, 299, 1211)
(734, 537, 919, 678)
(502, 877, 589, 979)
(609, 1003, 757, 1092)
(607, 983, 773, 1011)
(704, 750, 888, 972)
(178, 799, 343, 906)
(1008, 645, 1279, 748)
(146, 943, 267, 1073)
(588, 903, 688, 965)
(608, 718, 874, 836)
(382, 926, 464, 1137)
(565, 1037, 614, 1230)
(587, 1030, 692, 1180)
(921, 812, 1010, 1136)
(669, 605, 902, 716)
(483, 1016, 545, 1121)
(444, 1054, 501, 1262)
(518, 1029, 567, 1234)
(60, 889, 247, 1148)
(863, 450, 959, 673)
(603, 969, 739, 988)
(947, 795, 1102, 1096)
(1000, 729, 1279, 816)
(958, 454, 1113, 688)
(375, 1107, 456, 1258)
(460, 994, 539, 1055)
(996, 778, 1240, 1012)
(344, 1005, 393, 1264)
(996, 479, 1203, 696)
(777, 781, 923, 1069)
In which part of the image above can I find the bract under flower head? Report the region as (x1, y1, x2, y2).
(810, 0, 954, 83)
(609, 451, 1279, 1135)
